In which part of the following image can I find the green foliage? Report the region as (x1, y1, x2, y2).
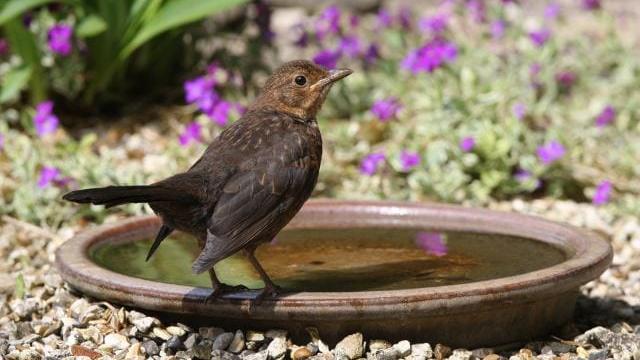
(0, 0, 248, 106)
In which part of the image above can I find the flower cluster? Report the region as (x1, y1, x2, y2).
(360, 152, 386, 176)
(47, 24, 73, 56)
(537, 140, 566, 165)
(402, 40, 457, 74)
(371, 98, 402, 122)
(33, 101, 59, 137)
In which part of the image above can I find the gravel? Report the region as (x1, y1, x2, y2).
(1, 198, 640, 359)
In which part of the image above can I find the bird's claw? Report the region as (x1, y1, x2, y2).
(255, 284, 283, 302)
(204, 284, 250, 303)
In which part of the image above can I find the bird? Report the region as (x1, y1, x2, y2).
(63, 60, 352, 301)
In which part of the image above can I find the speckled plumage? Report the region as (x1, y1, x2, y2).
(63, 60, 352, 299)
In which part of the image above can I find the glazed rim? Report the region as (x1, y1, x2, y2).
(55, 200, 612, 320)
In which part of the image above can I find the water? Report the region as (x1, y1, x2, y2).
(91, 228, 566, 292)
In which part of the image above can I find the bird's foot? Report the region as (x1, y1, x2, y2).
(255, 284, 283, 302)
(204, 284, 249, 303)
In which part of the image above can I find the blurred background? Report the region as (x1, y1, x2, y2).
(0, 0, 639, 229)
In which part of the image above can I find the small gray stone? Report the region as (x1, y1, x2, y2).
(449, 349, 473, 360)
(546, 342, 576, 354)
(152, 327, 172, 341)
(104, 333, 129, 351)
(132, 317, 157, 333)
(166, 335, 184, 351)
(368, 347, 400, 360)
(470, 348, 494, 358)
(228, 330, 245, 353)
(247, 331, 265, 342)
(192, 340, 213, 359)
(265, 329, 288, 340)
(167, 326, 187, 337)
(588, 349, 608, 360)
(200, 327, 225, 339)
(184, 333, 198, 349)
(306, 343, 319, 355)
(245, 350, 269, 360)
(392, 340, 411, 357)
(213, 332, 235, 350)
(143, 341, 160, 356)
(334, 333, 364, 359)
(369, 340, 392, 352)
(211, 349, 241, 360)
(267, 337, 288, 359)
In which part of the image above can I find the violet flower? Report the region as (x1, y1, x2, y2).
(398, 7, 412, 29)
(514, 169, 541, 189)
(529, 28, 551, 47)
(313, 49, 341, 69)
(555, 71, 577, 90)
(466, 0, 486, 23)
(537, 140, 565, 164)
(179, 122, 202, 146)
(582, 0, 601, 10)
(0, 133, 4, 151)
(491, 20, 506, 40)
(544, 3, 561, 20)
(416, 232, 448, 257)
(512, 103, 526, 120)
(459, 136, 476, 152)
(47, 24, 73, 56)
(595, 105, 616, 127)
(0, 38, 8, 56)
(592, 180, 612, 205)
(360, 152, 386, 176)
(314, 5, 341, 41)
(377, 9, 393, 28)
(208, 100, 232, 127)
(419, 13, 448, 34)
(371, 98, 401, 122)
(184, 77, 214, 104)
(400, 150, 421, 171)
(338, 36, 363, 58)
(37, 166, 60, 188)
(364, 43, 380, 64)
(33, 101, 59, 137)
(402, 40, 457, 74)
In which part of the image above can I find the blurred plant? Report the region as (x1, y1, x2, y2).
(0, 0, 248, 107)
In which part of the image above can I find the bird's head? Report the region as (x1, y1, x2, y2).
(251, 60, 352, 120)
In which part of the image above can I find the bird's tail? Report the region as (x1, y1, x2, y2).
(63, 185, 180, 208)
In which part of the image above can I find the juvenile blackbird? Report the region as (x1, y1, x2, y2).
(63, 60, 352, 300)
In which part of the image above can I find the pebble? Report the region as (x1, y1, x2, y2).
(266, 329, 288, 340)
(142, 340, 159, 356)
(152, 327, 172, 341)
(368, 347, 400, 360)
(228, 330, 245, 353)
(200, 326, 225, 339)
(247, 330, 266, 342)
(449, 349, 473, 360)
(434, 344, 452, 360)
(245, 350, 269, 360)
(213, 332, 235, 350)
(334, 333, 364, 359)
(211, 349, 241, 359)
(411, 343, 433, 358)
(369, 339, 392, 352)
(267, 337, 288, 359)
(184, 333, 198, 349)
(126, 342, 143, 358)
(104, 333, 129, 351)
(292, 346, 313, 360)
(587, 349, 608, 360)
(167, 325, 187, 337)
(193, 340, 214, 359)
(392, 340, 411, 357)
(166, 335, 184, 351)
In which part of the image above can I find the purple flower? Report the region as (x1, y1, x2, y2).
(364, 43, 380, 64)
(512, 103, 526, 120)
(0, 133, 4, 151)
(529, 28, 551, 47)
(338, 36, 363, 58)
(514, 169, 541, 188)
(592, 180, 612, 205)
(537, 140, 566, 164)
(544, 3, 561, 20)
(33, 101, 59, 137)
(371, 98, 401, 122)
(47, 24, 73, 56)
(314, 5, 341, 41)
(349, 14, 360, 29)
(184, 76, 214, 104)
(208, 100, 232, 126)
(419, 13, 448, 34)
(466, 0, 486, 23)
(555, 71, 577, 90)
(530, 63, 542, 77)
(582, 0, 601, 10)
(179, 122, 202, 146)
(459, 136, 476, 152)
(313, 49, 341, 69)
(360, 152, 386, 176)
(415, 232, 448, 257)
(37, 166, 60, 188)
(595, 105, 616, 127)
(398, 7, 412, 29)
(400, 150, 421, 171)
(377, 9, 392, 28)
(491, 20, 506, 40)
(0, 38, 8, 56)
(402, 40, 457, 74)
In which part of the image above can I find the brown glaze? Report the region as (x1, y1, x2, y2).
(55, 200, 611, 347)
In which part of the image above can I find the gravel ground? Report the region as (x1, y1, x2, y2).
(1, 199, 639, 360)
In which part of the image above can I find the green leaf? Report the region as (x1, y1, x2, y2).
(121, 0, 248, 58)
(4, 19, 46, 103)
(75, 14, 108, 38)
(14, 274, 25, 299)
(0, 65, 32, 103)
(0, 0, 55, 25)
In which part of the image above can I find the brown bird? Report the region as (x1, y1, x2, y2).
(63, 60, 352, 300)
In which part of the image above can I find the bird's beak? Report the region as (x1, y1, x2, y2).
(311, 68, 353, 91)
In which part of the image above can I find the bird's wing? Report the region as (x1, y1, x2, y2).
(191, 134, 316, 274)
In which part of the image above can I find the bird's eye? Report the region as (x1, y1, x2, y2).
(294, 75, 307, 86)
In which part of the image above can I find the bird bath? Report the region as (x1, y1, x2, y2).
(55, 200, 611, 347)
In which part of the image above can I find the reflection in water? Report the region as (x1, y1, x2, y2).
(92, 228, 566, 292)
(415, 232, 448, 257)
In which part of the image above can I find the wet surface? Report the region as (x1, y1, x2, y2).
(92, 228, 566, 292)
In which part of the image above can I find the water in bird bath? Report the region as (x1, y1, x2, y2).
(91, 228, 566, 292)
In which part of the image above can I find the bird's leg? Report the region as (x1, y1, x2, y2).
(244, 247, 282, 299)
(204, 268, 249, 303)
